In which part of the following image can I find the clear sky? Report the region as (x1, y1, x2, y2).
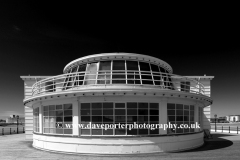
(0, 2, 240, 119)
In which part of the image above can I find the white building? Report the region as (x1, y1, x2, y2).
(226, 115, 240, 122)
(21, 53, 213, 154)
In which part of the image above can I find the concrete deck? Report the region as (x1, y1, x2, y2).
(1, 133, 240, 160)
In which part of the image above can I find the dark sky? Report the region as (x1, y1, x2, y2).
(0, 2, 240, 119)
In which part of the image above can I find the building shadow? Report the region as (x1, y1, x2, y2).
(180, 134, 234, 152)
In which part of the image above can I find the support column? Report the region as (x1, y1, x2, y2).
(39, 104, 43, 133)
(194, 104, 199, 132)
(72, 100, 79, 136)
(159, 98, 167, 134)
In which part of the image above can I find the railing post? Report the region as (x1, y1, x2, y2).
(10, 128, 11, 134)
(23, 127, 25, 133)
(2, 128, 4, 135)
(222, 126, 223, 132)
(229, 126, 230, 133)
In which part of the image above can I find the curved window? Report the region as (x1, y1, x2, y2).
(63, 60, 172, 89)
(33, 107, 39, 132)
(80, 102, 159, 136)
(43, 104, 73, 135)
(167, 103, 195, 134)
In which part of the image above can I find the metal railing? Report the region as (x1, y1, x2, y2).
(31, 71, 205, 96)
(1, 127, 25, 135)
(212, 126, 239, 134)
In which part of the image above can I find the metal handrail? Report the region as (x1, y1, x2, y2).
(31, 71, 205, 96)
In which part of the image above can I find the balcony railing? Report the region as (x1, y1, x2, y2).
(31, 71, 205, 96)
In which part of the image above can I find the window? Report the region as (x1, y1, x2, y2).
(139, 62, 153, 85)
(75, 64, 86, 86)
(98, 61, 111, 84)
(150, 64, 163, 86)
(112, 60, 125, 84)
(33, 107, 39, 132)
(85, 62, 98, 85)
(79, 102, 159, 136)
(167, 103, 195, 134)
(126, 61, 140, 84)
(43, 104, 72, 135)
(181, 81, 190, 92)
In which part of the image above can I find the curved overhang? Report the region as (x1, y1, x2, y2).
(23, 87, 212, 108)
(63, 53, 173, 74)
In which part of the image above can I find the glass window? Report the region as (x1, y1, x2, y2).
(112, 60, 125, 84)
(139, 62, 153, 85)
(75, 64, 86, 86)
(33, 107, 39, 133)
(84, 62, 98, 85)
(167, 103, 195, 134)
(126, 61, 140, 84)
(43, 104, 73, 135)
(98, 61, 111, 84)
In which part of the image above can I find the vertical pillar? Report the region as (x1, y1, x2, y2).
(194, 104, 199, 132)
(72, 100, 79, 136)
(159, 98, 167, 134)
(39, 104, 43, 133)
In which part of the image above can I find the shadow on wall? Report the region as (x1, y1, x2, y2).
(181, 134, 233, 152)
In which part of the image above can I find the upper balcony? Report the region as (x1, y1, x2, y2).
(31, 71, 205, 96)
(23, 53, 213, 106)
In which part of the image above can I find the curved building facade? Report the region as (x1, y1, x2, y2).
(22, 53, 213, 154)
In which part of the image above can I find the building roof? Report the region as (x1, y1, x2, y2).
(63, 53, 173, 74)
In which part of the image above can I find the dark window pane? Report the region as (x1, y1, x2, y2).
(184, 110, 189, 116)
(150, 116, 159, 121)
(103, 103, 113, 109)
(168, 116, 175, 121)
(56, 105, 62, 110)
(99, 61, 111, 70)
(81, 116, 90, 122)
(92, 129, 102, 135)
(49, 111, 56, 116)
(44, 106, 48, 111)
(103, 129, 113, 135)
(126, 61, 139, 70)
(139, 62, 150, 71)
(127, 103, 137, 108)
(115, 109, 125, 115)
(115, 116, 126, 122)
(127, 116, 137, 122)
(92, 110, 102, 115)
(184, 105, 189, 110)
(56, 111, 63, 116)
(190, 105, 194, 110)
(64, 129, 72, 134)
(150, 103, 158, 109)
(168, 110, 175, 115)
(138, 103, 148, 109)
(64, 110, 72, 116)
(78, 64, 86, 72)
(64, 104, 72, 110)
(92, 116, 102, 122)
(127, 109, 137, 115)
(115, 103, 125, 108)
(150, 64, 160, 72)
(138, 116, 148, 122)
(64, 116, 72, 122)
(49, 105, 55, 110)
(92, 103, 102, 109)
(176, 110, 183, 115)
(112, 60, 125, 70)
(167, 103, 175, 109)
(150, 129, 159, 135)
(56, 129, 63, 134)
(139, 129, 148, 135)
(127, 128, 138, 135)
(176, 116, 184, 121)
(81, 103, 90, 109)
(103, 116, 113, 122)
(190, 111, 194, 116)
(56, 117, 63, 122)
(184, 116, 189, 121)
(115, 129, 126, 135)
(81, 129, 90, 135)
(103, 109, 113, 115)
(81, 110, 90, 115)
(138, 109, 148, 115)
(150, 110, 159, 115)
(176, 104, 183, 110)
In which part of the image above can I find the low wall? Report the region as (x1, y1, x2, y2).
(33, 132, 204, 154)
